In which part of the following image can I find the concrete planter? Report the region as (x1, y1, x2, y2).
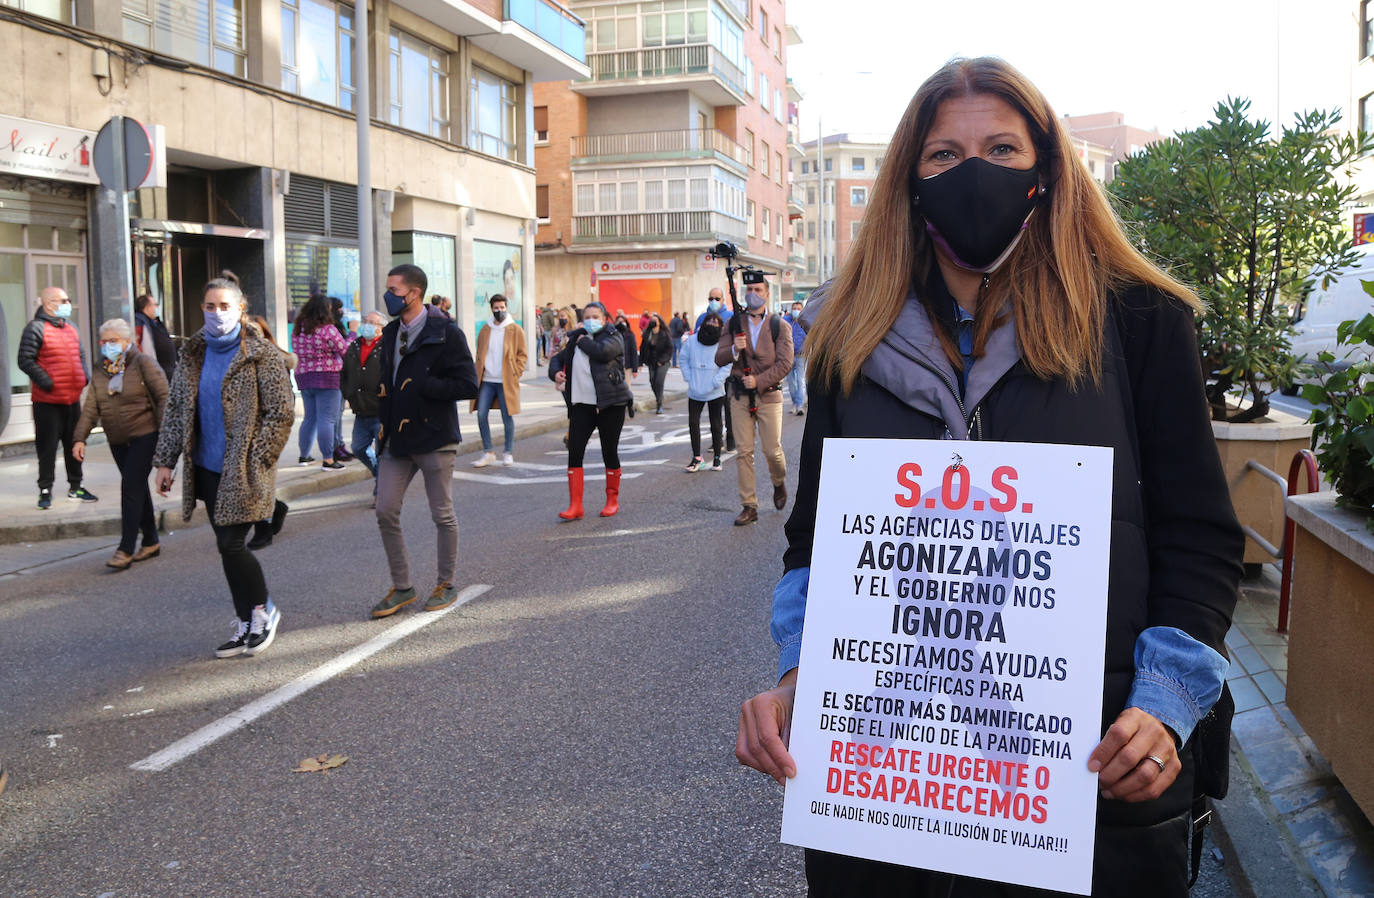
(1211, 410, 1314, 565)
(1285, 491, 1374, 821)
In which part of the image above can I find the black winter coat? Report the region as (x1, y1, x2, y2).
(789, 283, 1243, 894)
(549, 327, 634, 410)
(341, 337, 383, 417)
(376, 309, 478, 457)
(616, 322, 640, 370)
(640, 327, 672, 367)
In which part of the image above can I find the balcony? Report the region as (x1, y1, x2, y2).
(505, 0, 586, 62)
(572, 44, 747, 106)
(571, 128, 747, 171)
(788, 185, 805, 218)
(573, 210, 746, 245)
(400, 0, 588, 80)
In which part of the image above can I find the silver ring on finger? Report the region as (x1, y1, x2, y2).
(1145, 754, 1166, 773)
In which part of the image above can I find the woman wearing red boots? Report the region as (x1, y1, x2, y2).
(549, 302, 633, 520)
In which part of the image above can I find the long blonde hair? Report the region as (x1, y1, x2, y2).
(807, 57, 1198, 394)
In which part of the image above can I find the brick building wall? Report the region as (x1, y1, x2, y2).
(533, 81, 585, 250)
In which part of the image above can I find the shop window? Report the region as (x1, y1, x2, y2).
(122, 0, 245, 77)
(391, 231, 456, 308)
(281, 0, 356, 110)
(468, 67, 518, 160)
(391, 29, 451, 140)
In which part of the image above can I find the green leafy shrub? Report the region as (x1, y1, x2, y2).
(1302, 303, 1374, 525)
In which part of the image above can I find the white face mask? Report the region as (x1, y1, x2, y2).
(204, 307, 241, 337)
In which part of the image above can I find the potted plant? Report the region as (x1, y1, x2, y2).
(1303, 308, 1374, 526)
(1112, 98, 1369, 421)
(1282, 309, 1374, 820)
(1111, 98, 1371, 562)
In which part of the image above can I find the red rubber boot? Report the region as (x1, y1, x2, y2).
(600, 468, 622, 517)
(559, 468, 584, 521)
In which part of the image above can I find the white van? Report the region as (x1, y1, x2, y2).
(1284, 243, 1374, 392)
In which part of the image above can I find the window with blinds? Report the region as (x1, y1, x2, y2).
(122, 0, 245, 77)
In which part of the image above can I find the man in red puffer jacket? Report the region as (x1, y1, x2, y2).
(17, 287, 96, 509)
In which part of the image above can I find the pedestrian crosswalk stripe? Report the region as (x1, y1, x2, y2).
(129, 584, 493, 773)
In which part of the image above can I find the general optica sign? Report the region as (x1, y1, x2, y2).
(592, 259, 676, 277)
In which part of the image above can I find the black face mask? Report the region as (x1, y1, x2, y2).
(698, 324, 722, 345)
(913, 157, 1041, 271)
(493, 309, 507, 322)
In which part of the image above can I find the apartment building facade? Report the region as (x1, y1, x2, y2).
(532, 0, 800, 334)
(791, 132, 886, 301)
(0, 0, 586, 446)
(1061, 112, 1163, 182)
(1350, 1, 1374, 232)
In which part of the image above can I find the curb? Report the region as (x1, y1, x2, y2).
(0, 389, 686, 545)
(1209, 736, 1324, 898)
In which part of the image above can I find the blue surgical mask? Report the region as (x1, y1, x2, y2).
(382, 290, 408, 317)
(584, 319, 604, 334)
(708, 299, 722, 312)
(359, 323, 378, 339)
(55, 302, 72, 319)
(100, 341, 124, 361)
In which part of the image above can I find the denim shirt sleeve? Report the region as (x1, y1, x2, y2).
(771, 567, 810, 681)
(1126, 626, 1229, 745)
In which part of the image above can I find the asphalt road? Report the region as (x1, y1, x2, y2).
(0, 405, 1238, 897)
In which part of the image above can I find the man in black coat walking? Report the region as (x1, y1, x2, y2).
(369, 265, 479, 620)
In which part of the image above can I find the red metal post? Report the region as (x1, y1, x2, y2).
(1278, 449, 1320, 633)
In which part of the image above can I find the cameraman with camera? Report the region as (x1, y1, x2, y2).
(714, 272, 793, 525)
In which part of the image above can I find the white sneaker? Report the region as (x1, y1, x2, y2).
(502, 453, 514, 466)
(244, 600, 281, 656)
(472, 452, 496, 468)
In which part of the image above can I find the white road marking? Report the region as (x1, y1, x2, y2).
(46, 734, 62, 749)
(486, 459, 669, 473)
(452, 471, 644, 486)
(129, 584, 492, 773)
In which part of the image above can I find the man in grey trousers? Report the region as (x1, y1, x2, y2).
(368, 264, 479, 619)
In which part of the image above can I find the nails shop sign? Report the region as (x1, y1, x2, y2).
(0, 113, 99, 185)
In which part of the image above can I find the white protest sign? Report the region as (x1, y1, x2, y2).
(781, 438, 1113, 895)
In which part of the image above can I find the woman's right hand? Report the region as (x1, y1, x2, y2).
(554, 370, 567, 385)
(736, 668, 799, 784)
(72, 441, 86, 462)
(155, 466, 175, 496)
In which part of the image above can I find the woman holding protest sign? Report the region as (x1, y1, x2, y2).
(734, 58, 1243, 897)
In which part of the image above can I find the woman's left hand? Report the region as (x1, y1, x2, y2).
(1088, 707, 1180, 802)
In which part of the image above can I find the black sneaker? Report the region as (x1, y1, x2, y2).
(298, 456, 314, 466)
(215, 619, 251, 658)
(244, 601, 281, 656)
(67, 487, 98, 502)
(246, 522, 272, 551)
(270, 500, 289, 535)
(37, 490, 52, 510)
(711, 456, 723, 472)
(685, 457, 704, 473)
(322, 460, 345, 470)
(334, 446, 354, 462)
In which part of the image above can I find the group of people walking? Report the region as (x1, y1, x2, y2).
(15, 258, 807, 661)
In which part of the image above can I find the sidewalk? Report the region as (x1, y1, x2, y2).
(1213, 569, 1374, 897)
(0, 365, 687, 545)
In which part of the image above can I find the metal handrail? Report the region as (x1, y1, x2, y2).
(1278, 449, 1320, 633)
